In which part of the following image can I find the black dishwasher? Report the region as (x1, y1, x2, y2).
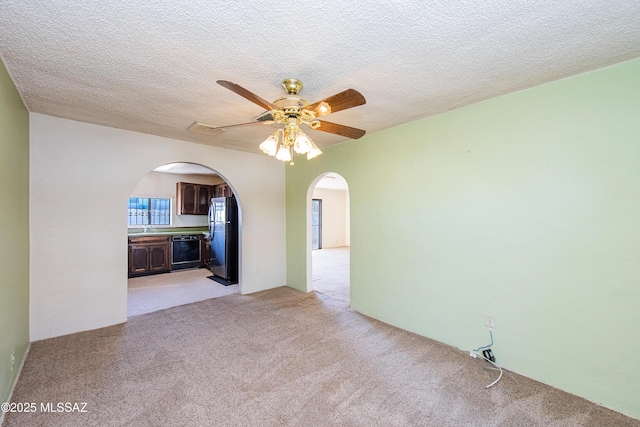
(171, 235, 201, 270)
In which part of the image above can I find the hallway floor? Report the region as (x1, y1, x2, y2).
(128, 247, 348, 317)
(312, 246, 350, 302)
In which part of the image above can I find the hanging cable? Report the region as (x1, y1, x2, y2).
(473, 330, 493, 352)
(470, 350, 503, 389)
(469, 349, 502, 389)
(471, 356, 521, 393)
(469, 330, 520, 391)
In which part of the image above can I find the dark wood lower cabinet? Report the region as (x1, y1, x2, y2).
(149, 245, 170, 272)
(128, 236, 171, 277)
(202, 236, 211, 269)
(129, 245, 151, 275)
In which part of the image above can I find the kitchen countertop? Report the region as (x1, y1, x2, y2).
(128, 228, 208, 237)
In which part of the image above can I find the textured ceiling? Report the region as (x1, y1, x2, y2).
(1, 1, 640, 156)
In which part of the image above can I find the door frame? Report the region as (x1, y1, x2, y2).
(305, 172, 349, 293)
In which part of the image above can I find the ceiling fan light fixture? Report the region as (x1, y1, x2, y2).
(213, 79, 366, 165)
(306, 141, 322, 160)
(275, 144, 292, 162)
(259, 130, 280, 157)
(294, 131, 312, 154)
(317, 102, 331, 115)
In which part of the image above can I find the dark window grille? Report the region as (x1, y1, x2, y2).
(128, 197, 171, 225)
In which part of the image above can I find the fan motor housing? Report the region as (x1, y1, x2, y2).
(273, 96, 309, 109)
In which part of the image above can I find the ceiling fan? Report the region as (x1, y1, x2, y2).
(190, 78, 366, 164)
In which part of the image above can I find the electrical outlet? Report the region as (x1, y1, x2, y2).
(485, 315, 495, 330)
(10, 352, 15, 371)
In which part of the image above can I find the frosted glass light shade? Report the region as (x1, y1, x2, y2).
(259, 132, 279, 157)
(275, 145, 292, 162)
(294, 131, 312, 154)
(307, 141, 322, 160)
(257, 123, 323, 164)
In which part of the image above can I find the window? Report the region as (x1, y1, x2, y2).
(312, 199, 322, 250)
(128, 197, 171, 226)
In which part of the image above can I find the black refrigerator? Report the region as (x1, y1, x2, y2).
(208, 195, 238, 284)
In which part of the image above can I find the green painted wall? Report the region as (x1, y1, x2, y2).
(286, 58, 640, 419)
(0, 59, 29, 407)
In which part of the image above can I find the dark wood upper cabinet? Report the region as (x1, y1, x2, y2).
(213, 183, 233, 198)
(177, 182, 218, 215)
(176, 182, 197, 215)
(196, 185, 212, 215)
(178, 182, 232, 215)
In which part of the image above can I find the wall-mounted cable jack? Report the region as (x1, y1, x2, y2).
(482, 349, 495, 363)
(469, 331, 521, 393)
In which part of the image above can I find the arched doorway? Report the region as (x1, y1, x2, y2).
(307, 173, 351, 303)
(127, 162, 241, 316)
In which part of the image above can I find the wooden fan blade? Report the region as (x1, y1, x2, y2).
(306, 89, 366, 117)
(314, 120, 366, 139)
(217, 80, 278, 111)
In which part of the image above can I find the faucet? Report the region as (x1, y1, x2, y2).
(143, 224, 151, 233)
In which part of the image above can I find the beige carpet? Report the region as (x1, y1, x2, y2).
(4, 287, 638, 426)
(128, 268, 238, 316)
(313, 247, 350, 302)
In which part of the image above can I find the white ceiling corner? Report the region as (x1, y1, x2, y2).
(1, 1, 639, 156)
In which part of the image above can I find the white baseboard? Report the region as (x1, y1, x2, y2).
(0, 343, 30, 426)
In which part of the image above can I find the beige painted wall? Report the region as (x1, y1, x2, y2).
(311, 188, 349, 248)
(130, 171, 224, 228)
(0, 59, 29, 410)
(29, 113, 286, 341)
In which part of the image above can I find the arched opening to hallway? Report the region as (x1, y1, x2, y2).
(308, 173, 350, 303)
